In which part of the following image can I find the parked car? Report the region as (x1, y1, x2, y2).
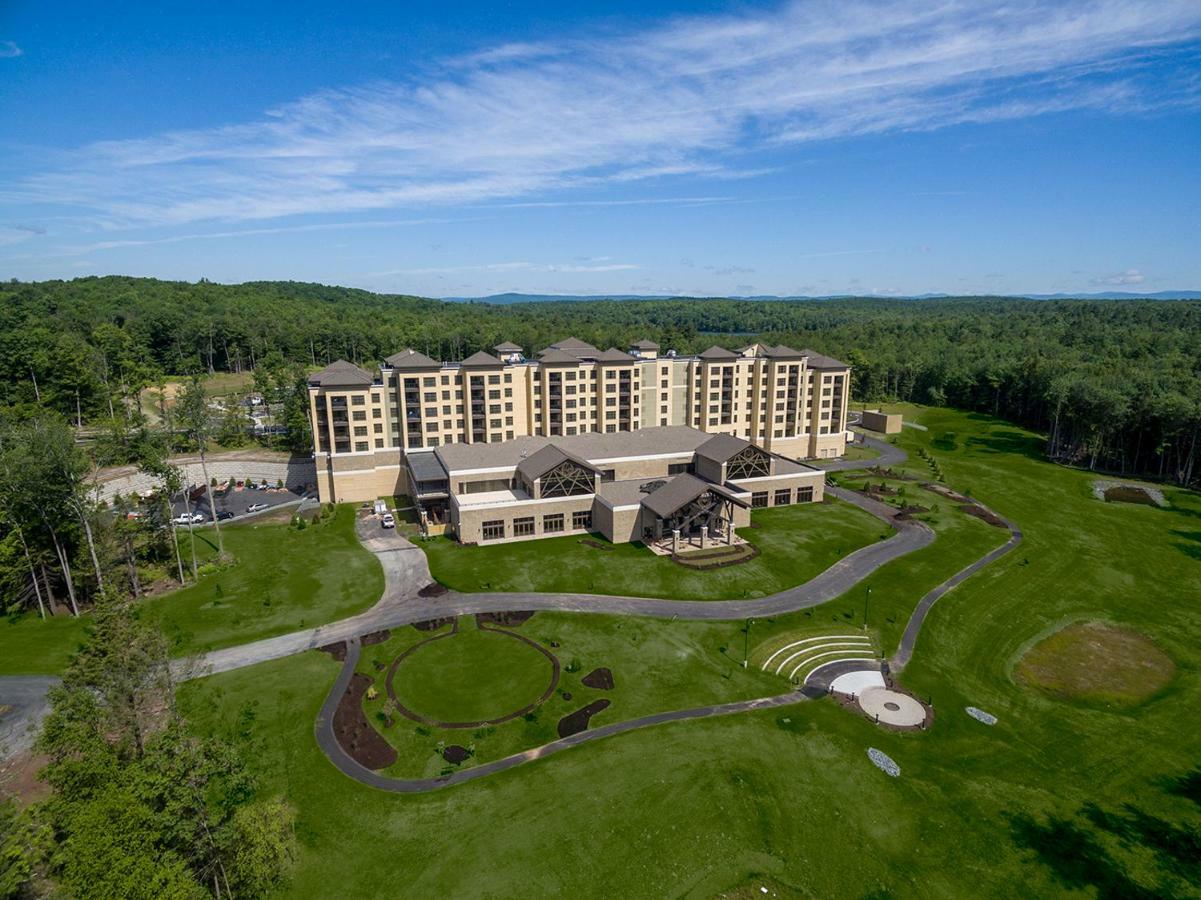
(216, 510, 235, 521)
(172, 513, 192, 526)
(247, 503, 269, 513)
(381, 512, 395, 529)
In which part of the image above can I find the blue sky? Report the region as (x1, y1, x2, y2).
(2, 0, 1199, 297)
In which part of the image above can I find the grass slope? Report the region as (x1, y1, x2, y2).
(177, 405, 1201, 897)
(419, 498, 890, 600)
(0, 504, 382, 674)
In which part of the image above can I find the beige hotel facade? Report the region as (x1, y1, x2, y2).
(307, 337, 850, 543)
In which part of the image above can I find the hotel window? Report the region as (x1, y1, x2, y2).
(441, 375, 450, 385)
(513, 516, 535, 537)
(752, 491, 769, 508)
(352, 395, 365, 406)
(353, 410, 366, 421)
(488, 375, 501, 384)
(354, 426, 368, 437)
(423, 377, 436, 387)
(373, 423, 383, 434)
(371, 393, 380, 403)
(543, 513, 564, 534)
(354, 441, 369, 452)
(504, 373, 512, 382)
(373, 408, 382, 418)
(481, 520, 505, 541)
(797, 486, 814, 503)
(374, 438, 384, 448)
(572, 510, 592, 530)
(774, 488, 792, 506)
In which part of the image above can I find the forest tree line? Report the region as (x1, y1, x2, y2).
(2, 275, 1199, 488)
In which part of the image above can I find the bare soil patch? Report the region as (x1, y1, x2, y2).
(581, 667, 614, 690)
(316, 641, 347, 662)
(442, 744, 471, 765)
(476, 611, 535, 627)
(557, 698, 611, 738)
(418, 582, 449, 598)
(1104, 486, 1158, 506)
(958, 504, 1008, 528)
(0, 750, 51, 806)
(361, 629, 391, 646)
(333, 673, 397, 770)
(1016, 621, 1175, 707)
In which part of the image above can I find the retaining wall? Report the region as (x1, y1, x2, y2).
(96, 454, 317, 503)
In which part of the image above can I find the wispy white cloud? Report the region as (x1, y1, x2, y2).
(0, 41, 21, 59)
(9, 1, 1201, 227)
(367, 260, 639, 277)
(1093, 267, 1146, 285)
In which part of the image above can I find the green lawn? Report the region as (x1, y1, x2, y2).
(419, 498, 891, 600)
(356, 612, 781, 777)
(0, 504, 383, 674)
(388, 618, 555, 725)
(176, 404, 1201, 897)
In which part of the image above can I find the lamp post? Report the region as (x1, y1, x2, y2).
(864, 586, 871, 631)
(742, 617, 754, 668)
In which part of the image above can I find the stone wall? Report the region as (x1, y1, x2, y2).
(96, 454, 317, 503)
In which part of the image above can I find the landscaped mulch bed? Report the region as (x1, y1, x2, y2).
(412, 616, 455, 632)
(476, 611, 536, 627)
(361, 629, 391, 646)
(922, 482, 971, 503)
(895, 505, 930, 520)
(557, 699, 611, 738)
(442, 744, 471, 765)
(671, 544, 760, 570)
(417, 582, 449, 598)
(581, 667, 614, 690)
(333, 673, 397, 770)
(867, 466, 916, 480)
(957, 504, 1008, 528)
(316, 640, 347, 662)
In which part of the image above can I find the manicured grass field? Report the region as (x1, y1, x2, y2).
(388, 619, 555, 724)
(357, 612, 781, 777)
(176, 404, 1201, 897)
(0, 504, 382, 674)
(418, 497, 891, 600)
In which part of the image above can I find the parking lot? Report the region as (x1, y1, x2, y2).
(170, 483, 312, 523)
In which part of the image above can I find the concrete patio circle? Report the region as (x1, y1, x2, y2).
(857, 688, 927, 727)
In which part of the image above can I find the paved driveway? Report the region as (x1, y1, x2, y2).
(0, 676, 58, 757)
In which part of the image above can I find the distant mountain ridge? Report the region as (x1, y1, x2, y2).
(445, 290, 1201, 304)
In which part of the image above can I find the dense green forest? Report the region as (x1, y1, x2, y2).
(3, 276, 1198, 486)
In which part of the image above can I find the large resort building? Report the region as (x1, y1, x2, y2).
(307, 338, 850, 546)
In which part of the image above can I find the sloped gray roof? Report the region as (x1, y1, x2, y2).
(405, 451, 448, 483)
(695, 432, 754, 464)
(631, 339, 660, 349)
(310, 359, 374, 387)
(641, 474, 749, 518)
(515, 444, 600, 482)
(764, 344, 806, 359)
(385, 348, 441, 369)
(493, 341, 523, 352)
(594, 347, 637, 363)
(801, 349, 849, 369)
(434, 425, 710, 472)
(536, 348, 582, 365)
(461, 350, 505, 368)
(698, 345, 739, 360)
(550, 337, 597, 350)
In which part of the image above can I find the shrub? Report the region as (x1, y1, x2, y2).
(366, 685, 378, 701)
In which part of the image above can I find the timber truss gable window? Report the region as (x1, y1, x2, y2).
(540, 460, 596, 497)
(725, 445, 772, 480)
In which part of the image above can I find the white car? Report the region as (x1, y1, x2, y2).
(173, 512, 205, 525)
(381, 512, 396, 529)
(247, 503, 269, 513)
